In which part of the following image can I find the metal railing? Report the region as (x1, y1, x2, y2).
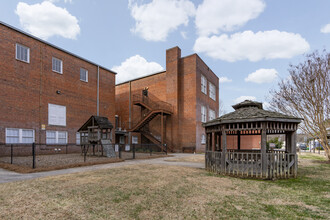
(133, 94, 173, 113)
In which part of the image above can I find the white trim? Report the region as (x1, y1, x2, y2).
(48, 103, 66, 126)
(201, 75, 207, 94)
(52, 57, 63, 74)
(209, 82, 216, 101)
(201, 105, 207, 123)
(5, 128, 35, 144)
(15, 43, 30, 63)
(80, 68, 88, 82)
(46, 130, 68, 144)
(201, 134, 206, 144)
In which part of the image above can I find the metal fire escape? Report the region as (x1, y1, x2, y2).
(127, 93, 173, 152)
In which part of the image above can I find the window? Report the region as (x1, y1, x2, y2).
(201, 105, 207, 123)
(201, 134, 206, 144)
(132, 136, 138, 144)
(209, 109, 216, 121)
(119, 136, 125, 144)
(52, 57, 63, 74)
(46, 131, 67, 144)
(6, 128, 34, 144)
(76, 132, 80, 145)
(48, 104, 66, 126)
(16, 43, 30, 63)
(201, 75, 207, 94)
(209, 82, 216, 100)
(80, 68, 88, 82)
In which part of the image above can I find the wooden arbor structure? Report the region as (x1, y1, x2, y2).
(203, 100, 302, 179)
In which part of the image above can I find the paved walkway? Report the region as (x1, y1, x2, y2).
(0, 154, 204, 184)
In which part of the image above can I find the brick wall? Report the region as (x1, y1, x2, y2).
(115, 47, 219, 152)
(0, 23, 116, 144)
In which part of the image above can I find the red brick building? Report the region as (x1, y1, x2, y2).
(0, 22, 116, 145)
(115, 47, 219, 152)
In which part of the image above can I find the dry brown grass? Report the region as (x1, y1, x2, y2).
(164, 154, 205, 163)
(0, 154, 329, 219)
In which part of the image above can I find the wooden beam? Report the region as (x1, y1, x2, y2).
(261, 122, 267, 178)
(221, 128, 227, 172)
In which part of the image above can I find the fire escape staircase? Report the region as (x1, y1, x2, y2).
(127, 94, 173, 152)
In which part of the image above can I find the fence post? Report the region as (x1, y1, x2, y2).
(32, 143, 36, 169)
(165, 144, 167, 155)
(83, 145, 87, 162)
(10, 144, 13, 164)
(66, 144, 68, 154)
(133, 144, 136, 159)
(119, 144, 122, 159)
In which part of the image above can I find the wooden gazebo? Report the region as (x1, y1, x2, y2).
(203, 100, 302, 179)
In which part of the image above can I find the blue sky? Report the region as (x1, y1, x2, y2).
(0, 0, 329, 113)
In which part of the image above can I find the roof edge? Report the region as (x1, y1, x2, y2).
(115, 70, 166, 86)
(0, 21, 116, 75)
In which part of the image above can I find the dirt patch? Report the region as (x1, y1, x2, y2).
(0, 152, 169, 173)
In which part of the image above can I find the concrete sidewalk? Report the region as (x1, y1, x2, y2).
(0, 154, 204, 184)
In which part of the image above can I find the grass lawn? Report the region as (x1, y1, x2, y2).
(0, 153, 329, 219)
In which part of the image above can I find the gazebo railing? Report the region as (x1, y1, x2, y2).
(205, 151, 297, 179)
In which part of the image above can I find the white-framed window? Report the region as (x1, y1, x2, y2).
(48, 104, 66, 126)
(52, 57, 63, 74)
(76, 132, 80, 145)
(132, 136, 138, 144)
(209, 82, 216, 100)
(209, 109, 216, 121)
(201, 134, 206, 144)
(46, 131, 67, 144)
(201, 105, 207, 123)
(201, 75, 207, 94)
(6, 128, 34, 144)
(80, 68, 88, 82)
(16, 43, 30, 63)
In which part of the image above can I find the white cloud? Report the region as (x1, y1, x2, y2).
(48, 0, 73, 3)
(263, 102, 271, 110)
(180, 31, 187, 39)
(321, 23, 330, 33)
(15, 1, 80, 40)
(195, 0, 265, 36)
(129, 0, 195, 41)
(234, 96, 256, 104)
(112, 55, 164, 84)
(193, 30, 310, 62)
(245, 68, 278, 83)
(219, 77, 232, 83)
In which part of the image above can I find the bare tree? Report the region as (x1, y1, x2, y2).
(219, 99, 226, 116)
(269, 50, 330, 159)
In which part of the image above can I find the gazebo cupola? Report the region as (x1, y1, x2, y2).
(203, 100, 302, 179)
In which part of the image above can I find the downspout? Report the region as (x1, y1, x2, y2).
(128, 81, 132, 144)
(97, 66, 100, 116)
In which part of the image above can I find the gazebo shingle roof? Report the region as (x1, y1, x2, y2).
(204, 100, 302, 126)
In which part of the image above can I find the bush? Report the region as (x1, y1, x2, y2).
(267, 137, 283, 149)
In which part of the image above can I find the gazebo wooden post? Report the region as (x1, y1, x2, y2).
(206, 132, 210, 151)
(212, 132, 215, 151)
(290, 130, 297, 177)
(285, 132, 291, 153)
(221, 126, 227, 172)
(261, 122, 267, 178)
